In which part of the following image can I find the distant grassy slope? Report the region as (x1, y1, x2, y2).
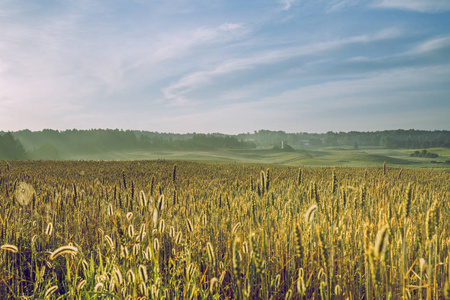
(57, 147, 450, 168)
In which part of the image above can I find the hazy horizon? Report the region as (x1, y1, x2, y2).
(3, 127, 450, 136)
(1, 0, 450, 134)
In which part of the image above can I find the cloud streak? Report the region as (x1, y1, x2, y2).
(160, 28, 404, 105)
(373, 0, 450, 12)
(0, 0, 449, 132)
(279, 0, 299, 10)
(153, 65, 450, 134)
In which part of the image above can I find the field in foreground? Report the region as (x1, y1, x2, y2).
(0, 160, 449, 299)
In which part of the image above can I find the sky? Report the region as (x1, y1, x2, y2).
(1, 0, 450, 134)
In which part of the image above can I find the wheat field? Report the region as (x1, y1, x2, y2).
(0, 160, 449, 299)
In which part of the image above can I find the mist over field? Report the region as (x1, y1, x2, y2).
(0, 129, 449, 168)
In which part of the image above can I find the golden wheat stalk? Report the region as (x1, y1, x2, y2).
(403, 183, 412, 219)
(127, 269, 136, 284)
(77, 279, 86, 291)
(94, 282, 104, 292)
(169, 226, 175, 237)
(105, 235, 115, 250)
(113, 268, 123, 287)
(305, 204, 318, 223)
(132, 244, 140, 256)
(285, 289, 292, 300)
(49, 245, 78, 260)
(374, 224, 389, 260)
(232, 222, 241, 234)
(232, 237, 242, 280)
(44, 285, 58, 299)
(297, 268, 306, 295)
(1, 244, 18, 253)
(426, 201, 438, 241)
(294, 223, 303, 263)
(107, 203, 114, 216)
(242, 241, 249, 254)
(139, 223, 147, 241)
(175, 231, 183, 244)
(153, 238, 160, 251)
(45, 222, 53, 236)
(186, 218, 194, 232)
(143, 246, 152, 260)
(210, 277, 219, 293)
(126, 212, 133, 222)
(139, 264, 148, 282)
(158, 219, 165, 233)
(157, 194, 165, 211)
(139, 282, 148, 296)
(140, 190, 147, 207)
(152, 209, 158, 228)
(207, 242, 216, 267)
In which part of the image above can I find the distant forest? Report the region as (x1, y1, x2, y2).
(1, 129, 450, 160)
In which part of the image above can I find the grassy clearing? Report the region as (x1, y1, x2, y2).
(64, 147, 450, 169)
(53, 147, 450, 169)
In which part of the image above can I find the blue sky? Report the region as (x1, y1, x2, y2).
(1, 0, 449, 134)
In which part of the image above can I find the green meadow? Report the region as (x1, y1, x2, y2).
(62, 147, 450, 169)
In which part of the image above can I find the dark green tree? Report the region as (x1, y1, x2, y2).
(0, 132, 28, 160)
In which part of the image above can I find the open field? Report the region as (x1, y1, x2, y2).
(61, 147, 450, 169)
(0, 160, 449, 299)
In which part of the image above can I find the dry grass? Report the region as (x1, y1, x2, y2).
(0, 160, 449, 299)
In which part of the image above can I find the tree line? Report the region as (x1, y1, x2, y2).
(237, 129, 450, 149)
(0, 132, 28, 160)
(1, 128, 449, 160)
(1, 129, 254, 160)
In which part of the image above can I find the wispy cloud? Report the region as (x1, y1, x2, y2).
(160, 27, 403, 105)
(262, 64, 450, 106)
(161, 52, 286, 105)
(279, 0, 299, 10)
(198, 65, 450, 133)
(1, 0, 449, 132)
(139, 65, 450, 134)
(409, 36, 450, 54)
(372, 0, 450, 12)
(0, 3, 247, 109)
(325, 0, 365, 13)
